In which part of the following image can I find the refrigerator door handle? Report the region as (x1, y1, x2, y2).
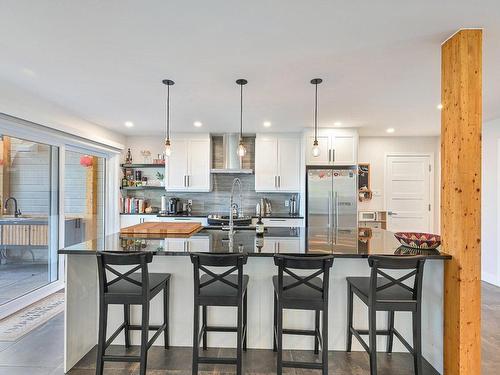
(334, 192, 339, 243)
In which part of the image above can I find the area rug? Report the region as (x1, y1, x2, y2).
(0, 291, 64, 341)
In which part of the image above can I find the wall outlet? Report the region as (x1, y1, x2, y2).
(284, 200, 289, 207)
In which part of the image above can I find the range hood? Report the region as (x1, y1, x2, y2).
(211, 133, 254, 174)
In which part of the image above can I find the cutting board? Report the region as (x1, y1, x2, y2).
(120, 222, 203, 236)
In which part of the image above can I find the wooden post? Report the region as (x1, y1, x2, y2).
(85, 156, 98, 240)
(441, 29, 482, 375)
(1, 136, 11, 207)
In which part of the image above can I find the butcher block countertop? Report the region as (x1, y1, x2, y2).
(120, 222, 203, 237)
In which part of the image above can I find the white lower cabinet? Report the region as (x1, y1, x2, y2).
(164, 236, 210, 253)
(120, 215, 159, 228)
(253, 218, 304, 227)
(255, 237, 302, 254)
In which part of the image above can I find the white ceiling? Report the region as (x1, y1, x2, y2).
(0, 0, 499, 137)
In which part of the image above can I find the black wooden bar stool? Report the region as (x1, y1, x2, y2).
(96, 251, 171, 375)
(273, 254, 334, 375)
(190, 253, 249, 375)
(346, 255, 426, 375)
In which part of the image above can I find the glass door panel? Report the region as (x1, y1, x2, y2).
(64, 150, 105, 246)
(0, 135, 59, 306)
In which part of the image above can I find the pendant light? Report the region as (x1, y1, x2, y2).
(162, 79, 175, 156)
(311, 78, 323, 157)
(236, 79, 248, 157)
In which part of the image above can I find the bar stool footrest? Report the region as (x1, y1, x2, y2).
(282, 360, 323, 369)
(102, 355, 141, 363)
(283, 328, 317, 336)
(198, 356, 238, 365)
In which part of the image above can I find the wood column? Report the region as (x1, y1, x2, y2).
(441, 29, 482, 375)
(85, 156, 98, 240)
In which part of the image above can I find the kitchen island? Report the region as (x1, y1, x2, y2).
(59, 227, 450, 373)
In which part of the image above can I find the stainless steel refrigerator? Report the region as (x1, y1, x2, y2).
(306, 166, 358, 252)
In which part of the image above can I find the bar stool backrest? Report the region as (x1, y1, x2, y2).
(97, 251, 153, 296)
(367, 255, 426, 303)
(190, 253, 248, 298)
(273, 254, 334, 300)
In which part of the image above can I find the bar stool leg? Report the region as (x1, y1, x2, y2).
(124, 304, 131, 348)
(202, 306, 207, 350)
(412, 309, 423, 375)
(276, 302, 283, 375)
(314, 310, 320, 354)
(236, 300, 243, 375)
(346, 283, 353, 352)
(273, 292, 277, 352)
(192, 303, 199, 375)
(139, 302, 150, 375)
(164, 282, 170, 349)
(368, 306, 377, 375)
(96, 302, 108, 375)
(321, 308, 328, 375)
(387, 311, 394, 353)
(243, 292, 248, 351)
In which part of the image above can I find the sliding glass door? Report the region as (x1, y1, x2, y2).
(64, 149, 105, 246)
(0, 135, 59, 306)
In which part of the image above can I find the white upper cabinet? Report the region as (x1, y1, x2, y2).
(255, 134, 301, 192)
(305, 128, 358, 165)
(165, 134, 211, 192)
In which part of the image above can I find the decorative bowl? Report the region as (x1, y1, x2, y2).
(394, 232, 441, 250)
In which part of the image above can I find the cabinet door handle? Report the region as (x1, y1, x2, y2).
(277, 176, 280, 188)
(188, 175, 191, 187)
(332, 149, 335, 163)
(328, 149, 332, 162)
(274, 176, 277, 188)
(184, 175, 187, 187)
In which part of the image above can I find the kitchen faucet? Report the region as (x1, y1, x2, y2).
(228, 178, 243, 250)
(5, 197, 22, 218)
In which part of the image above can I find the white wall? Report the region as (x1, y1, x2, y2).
(482, 118, 500, 286)
(0, 80, 125, 149)
(358, 136, 441, 233)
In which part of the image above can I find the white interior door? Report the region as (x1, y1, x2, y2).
(385, 155, 432, 232)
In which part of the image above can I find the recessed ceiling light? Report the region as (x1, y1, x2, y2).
(437, 103, 443, 110)
(263, 121, 272, 128)
(124, 121, 134, 128)
(334, 121, 342, 126)
(193, 121, 203, 127)
(386, 128, 395, 134)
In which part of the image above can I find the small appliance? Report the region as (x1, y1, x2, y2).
(358, 211, 377, 221)
(168, 198, 183, 214)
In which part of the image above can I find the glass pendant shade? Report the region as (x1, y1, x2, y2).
(164, 138, 172, 157)
(237, 140, 246, 157)
(312, 140, 321, 157)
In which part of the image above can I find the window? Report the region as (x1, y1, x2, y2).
(0, 135, 59, 306)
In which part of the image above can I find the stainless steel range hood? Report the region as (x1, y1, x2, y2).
(211, 133, 253, 174)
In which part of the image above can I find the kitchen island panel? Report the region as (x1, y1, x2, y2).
(64, 254, 444, 373)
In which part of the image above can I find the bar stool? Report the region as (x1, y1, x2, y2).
(273, 254, 334, 375)
(190, 253, 249, 375)
(96, 251, 171, 375)
(346, 255, 426, 375)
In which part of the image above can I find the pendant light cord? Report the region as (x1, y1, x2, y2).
(240, 83, 243, 140)
(314, 82, 318, 142)
(166, 84, 170, 141)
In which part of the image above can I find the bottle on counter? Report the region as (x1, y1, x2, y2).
(256, 213, 264, 236)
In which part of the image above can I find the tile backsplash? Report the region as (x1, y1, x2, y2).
(124, 174, 298, 215)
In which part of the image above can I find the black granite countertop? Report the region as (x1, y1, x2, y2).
(121, 212, 304, 219)
(59, 227, 450, 259)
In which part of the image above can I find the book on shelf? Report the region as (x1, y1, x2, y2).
(120, 196, 148, 214)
